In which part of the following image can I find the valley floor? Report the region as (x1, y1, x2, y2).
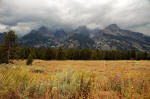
(0, 60, 150, 99)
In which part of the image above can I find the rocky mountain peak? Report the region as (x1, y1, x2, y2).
(74, 25, 90, 36)
(105, 24, 120, 31)
(38, 26, 49, 32)
(55, 29, 66, 38)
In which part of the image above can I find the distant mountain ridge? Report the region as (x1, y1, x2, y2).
(0, 32, 6, 43)
(0, 24, 150, 52)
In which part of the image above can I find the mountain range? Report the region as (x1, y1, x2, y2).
(0, 24, 150, 52)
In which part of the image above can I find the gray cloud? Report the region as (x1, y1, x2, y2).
(0, 0, 150, 35)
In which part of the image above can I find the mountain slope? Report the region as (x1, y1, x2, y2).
(0, 32, 6, 43)
(62, 33, 95, 49)
(20, 26, 66, 47)
(93, 24, 150, 51)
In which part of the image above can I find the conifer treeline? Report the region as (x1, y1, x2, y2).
(16, 47, 150, 60)
(0, 31, 150, 64)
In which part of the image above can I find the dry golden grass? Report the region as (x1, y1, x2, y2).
(0, 60, 150, 99)
(14, 60, 150, 75)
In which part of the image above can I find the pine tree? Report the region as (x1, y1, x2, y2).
(91, 49, 99, 60)
(0, 45, 8, 63)
(130, 50, 136, 60)
(56, 47, 65, 60)
(66, 49, 74, 60)
(26, 54, 33, 65)
(44, 47, 55, 60)
(143, 51, 148, 60)
(80, 49, 92, 60)
(1, 30, 18, 63)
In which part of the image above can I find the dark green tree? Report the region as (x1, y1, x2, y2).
(80, 49, 92, 60)
(91, 49, 100, 60)
(1, 31, 18, 63)
(143, 51, 148, 60)
(72, 49, 80, 60)
(26, 53, 33, 65)
(56, 47, 65, 60)
(66, 49, 74, 60)
(44, 47, 55, 60)
(0, 45, 8, 63)
(130, 50, 136, 59)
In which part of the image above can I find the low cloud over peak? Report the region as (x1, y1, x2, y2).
(0, 0, 150, 35)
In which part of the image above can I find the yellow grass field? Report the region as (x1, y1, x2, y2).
(0, 60, 150, 99)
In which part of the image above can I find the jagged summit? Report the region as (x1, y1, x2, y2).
(73, 25, 90, 36)
(38, 26, 50, 33)
(39, 26, 48, 30)
(105, 24, 120, 31)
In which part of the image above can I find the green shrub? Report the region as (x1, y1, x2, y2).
(26, 54, 33, 65)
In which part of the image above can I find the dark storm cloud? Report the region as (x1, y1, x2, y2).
(0, 0, 150, 35)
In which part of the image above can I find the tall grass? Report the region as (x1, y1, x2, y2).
(0, 66, 96, 99)
(98, 72, 150, 98)
(0, 64, 150, 99)
(0, 67, 48, 98)
(49, 68, 96, 99)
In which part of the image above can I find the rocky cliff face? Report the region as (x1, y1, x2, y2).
(93, 24, 150, 51)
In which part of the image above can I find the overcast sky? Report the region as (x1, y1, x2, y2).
(0, 0, 150, 36)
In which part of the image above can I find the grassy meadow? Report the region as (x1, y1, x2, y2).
(0, 60, 150, 99)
